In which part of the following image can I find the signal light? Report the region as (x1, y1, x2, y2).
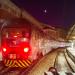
(3, 48, 7, 52)
(24, 48, 29, 52)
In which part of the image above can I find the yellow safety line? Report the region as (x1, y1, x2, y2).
(22, 60, 29, 66)
(18, 60, 26, 67)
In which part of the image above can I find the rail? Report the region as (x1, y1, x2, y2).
(64, 50, 75, 72)
(54, 50, 74, 72)
(66, 49, 75, 63)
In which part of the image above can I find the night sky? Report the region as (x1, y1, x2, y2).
(11, 0, 75, 30)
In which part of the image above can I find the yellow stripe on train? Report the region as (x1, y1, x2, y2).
(4, 59, 32, 68)
(9, 60, 13, 66)
(22, 60, 29, 66)
(15, 60, 23, 67)
(18, 60, 27, 67)
(26, 59, 32, 64)
(6, 60, 10, 66)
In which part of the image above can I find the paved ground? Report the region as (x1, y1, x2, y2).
(55, 51, 72, 72)
(26, 48, 75, 75)
(27, 49, 61, 75)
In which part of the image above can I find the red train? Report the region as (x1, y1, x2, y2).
(1, 18, 69, 68)
(1, 18, 35, 68)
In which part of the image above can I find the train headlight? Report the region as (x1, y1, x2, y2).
(3, 48, 7, 52)
(24, 47, 29, 53)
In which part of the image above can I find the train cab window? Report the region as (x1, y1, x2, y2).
(22, 31, 30, 38)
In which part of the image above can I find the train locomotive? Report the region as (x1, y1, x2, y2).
(1, 18, 70, 68)
(1, 18, 40, 68)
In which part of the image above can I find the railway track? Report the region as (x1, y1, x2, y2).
(54, 49, 75, 73)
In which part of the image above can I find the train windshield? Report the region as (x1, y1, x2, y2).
(2, 28, 30, 47)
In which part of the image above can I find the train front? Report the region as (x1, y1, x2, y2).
(1, 27, 32, 68)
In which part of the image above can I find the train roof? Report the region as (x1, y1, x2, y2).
(2, 18, 32, 29)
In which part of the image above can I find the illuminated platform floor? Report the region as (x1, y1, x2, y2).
(27, 49, 60, 75)
(27, 48, 75, 75)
